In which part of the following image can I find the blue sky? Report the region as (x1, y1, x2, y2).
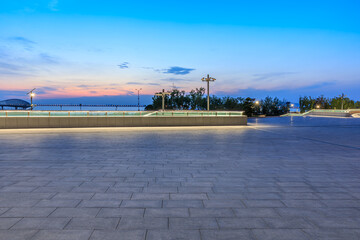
(0, 0, 360, 104)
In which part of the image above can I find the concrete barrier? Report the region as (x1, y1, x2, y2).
(306, 111, 351, 117)
(0, 116, 247, 129)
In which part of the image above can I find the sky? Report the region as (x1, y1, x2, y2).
(0, 0, 360, 104)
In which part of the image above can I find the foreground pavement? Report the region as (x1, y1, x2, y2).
(0, 117, 359, 240)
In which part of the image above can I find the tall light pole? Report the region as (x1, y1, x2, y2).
(340, 93, 346, 110)
(135, 88, 142, 111)
(27, 88, 36, 110)
(201, 74, 216, 111)
(155, 89, 170, 111)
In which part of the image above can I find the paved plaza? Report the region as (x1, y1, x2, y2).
(0, 117, 359, 240)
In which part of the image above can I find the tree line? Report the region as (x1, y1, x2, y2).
(145, 88, 290, 116)
(146, 88, 360, 116)
(299, 95, 360, 113)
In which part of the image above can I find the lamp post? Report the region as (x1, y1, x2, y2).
(254, 100, 261, 115)
(155, 89, 170, 111)
(27, 88, 36, 110)
(340, 93, 346, 110)
(201, 74, 216, 111)
(135, 88, 142, 111)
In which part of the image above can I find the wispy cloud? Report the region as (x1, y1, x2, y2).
(48, 0, 59, 11)
(160, 77, 192, 82)
(126, 82, 160, 86)
(0, 61, 32, 76)
(253, 72, 296, 81)
(8, 36, 36, 50)
(163, 66, 195, 75)
(118, 62, 129, 69)
(0, 36, 61, 76)
(39, 53, 59, 64)
(142, 66, 195, 75)
(301, 81, 336, 89)
(35, 87, 60, 94)
(8, 36, 36, 45)
(0, 90, 28, 100)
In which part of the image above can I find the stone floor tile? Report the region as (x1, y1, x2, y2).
(200, 230, 253, 240)
(34, 186, 74, 193)
(71, 186, 108, 193)
(131, 193, 169, 200)
(263, 217, 314, 228)
(203, 200, 245, 208)
(207, 193, 246, 200)
(51, 193, 94, 200)
(90, 230, 146, 240)
(0, 218, 21, 229)
(163, 200, 203, 208)
(178, 187, 213, 193)
(49, 208, 100, 218)
(107, 187, 143, 193)
(78, 200, 121, 208)
(304, 229, 360, 240)
(146, 230, 201, 240)
(170, 217, 218, 229)
(309, 217, 360, 228)
(143, 187, 177, 193)
(0, 193, 54, 200)
(35, 199, 80, 208)
(190, 208, 234, 217)
(233, 208, 280, 218)
(252, 229, 309, 240)
(145, 208, 189, 217)
(280, 192, 319, 200)
(321, 199, 360, 207)
(243, 200, 284, 208)
(0, 198, 39, 208)
(121, 200, 161, 208)
(31, 230, 92, 240)
(244, 192, 281, 200)
(0, 230, 37, 240)
(91, 193, 131, 200)
(217, 217, 267, 229)
(11, 218, 70, 230)
(282, 199, 326, 207)
(0, 208, 9, 215)
(316, 192, 355, 199)
(97, 208, 144, 217)
(2, 208, 55, 217)
(0, 186, 37, 193)
(118, 217, 167, 229)
(170, 193, 208, 200)
(66, 217, 119, 230)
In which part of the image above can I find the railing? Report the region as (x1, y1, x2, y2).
(310, 109, 350, 113)
(0, 110, 244, 117)
(146, 111, 244, 117)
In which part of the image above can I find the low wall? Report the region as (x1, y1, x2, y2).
(306, 111, 351, 117)
(0, 116, 247, 129)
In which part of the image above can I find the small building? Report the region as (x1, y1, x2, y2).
(0, 99, 31, 110)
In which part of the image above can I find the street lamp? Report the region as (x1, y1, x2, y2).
(155, 89, 171, 111)
(201, 74, 216, 111)
(135, 88, 142, 111)
(340, 93, 346, 110)
(27, 88, 36, 110)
